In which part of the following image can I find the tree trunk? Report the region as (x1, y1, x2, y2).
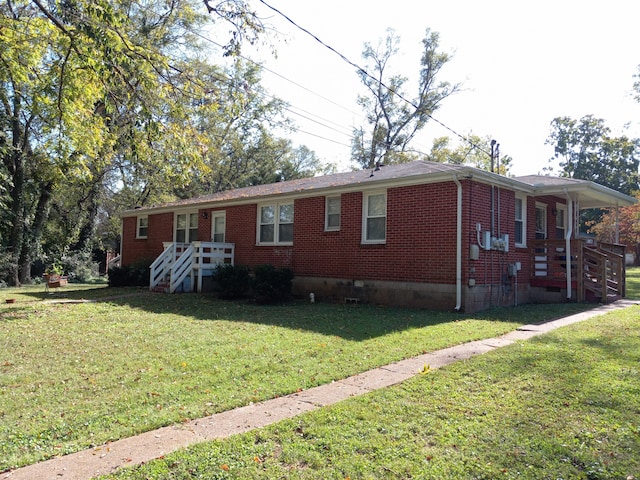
(6, 149, 26, 287)
(72, 181, 100, 252)
(17, 182, 54, 284)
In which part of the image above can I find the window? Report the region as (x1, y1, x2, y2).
(211, 212, 226, 243)
(258, 202, 294, 244)
(136, 216, 148, 239)
(176, 212, 198, 243)
(555, 204, 566, 239)
(535, 203, 547, 240)
(363, 192, 386, 243)
(325, 196, 341, 231)
(514, 195, 526, 247)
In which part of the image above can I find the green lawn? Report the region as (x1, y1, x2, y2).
(1, 269, 638, 476)
(102, 304, 640, 480)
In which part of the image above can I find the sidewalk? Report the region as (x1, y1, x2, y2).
(3, 299, 637, 480)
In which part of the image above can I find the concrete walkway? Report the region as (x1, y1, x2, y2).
(3, 300, 637, 480)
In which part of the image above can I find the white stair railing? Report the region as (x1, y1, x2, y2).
(149, 243, 175, 290)
(149, 242, 236, 293)
(193, 242, 236, 292)
(169, 243, 195, 293)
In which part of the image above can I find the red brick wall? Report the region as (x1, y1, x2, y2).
(121, 182, 568, 297)
(218, 182, 462, 284)
(121, 212, 173, 266)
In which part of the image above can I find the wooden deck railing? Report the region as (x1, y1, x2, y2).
(530, 239, 625, 303)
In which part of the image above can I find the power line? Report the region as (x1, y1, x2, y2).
(191, 28, 364, 145)
(256, 0, 492, 158)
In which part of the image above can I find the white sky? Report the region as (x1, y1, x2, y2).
(235, 0, 640, 176)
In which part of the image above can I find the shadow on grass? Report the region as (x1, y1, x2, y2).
(4, 283, 593, 341)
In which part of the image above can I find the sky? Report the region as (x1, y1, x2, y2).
(232, 0, 640, 176)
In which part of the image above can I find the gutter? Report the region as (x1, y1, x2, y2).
(453, 176, 463, 311)
(565, 190, 573, 300)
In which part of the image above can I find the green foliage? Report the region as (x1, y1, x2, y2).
(546, 115, 640, 195)
(0, 0, 292, 286)
(352, 28, 461, 169)
(108, 259, 151, 287)
(428, 134, 513, 174)
(61, 251, 100, 283)
(252, 264, 294, 304)
(212, 264, 251, 299)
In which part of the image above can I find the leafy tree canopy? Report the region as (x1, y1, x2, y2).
(427, 134, 512, 175)
(545, 115, 640, 196)
(0, 0, 318, 285)
(351, 28, 460, 169)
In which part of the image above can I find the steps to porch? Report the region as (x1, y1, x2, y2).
(150, 242, 235, 293)
(530, 240, 625, 304)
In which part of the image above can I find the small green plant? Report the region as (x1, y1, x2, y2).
(252, 264, 294, 304)
(46, 262, 64, 276)
(212, 264, 251, 299)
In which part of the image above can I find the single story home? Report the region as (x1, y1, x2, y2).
(120, 160, 635, 312)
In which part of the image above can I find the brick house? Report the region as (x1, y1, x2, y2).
(119, 161, 635, 312)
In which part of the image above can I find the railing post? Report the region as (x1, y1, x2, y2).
(576, 240, 584, 302)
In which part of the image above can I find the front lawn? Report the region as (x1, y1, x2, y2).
(0, 284, 590, 471)
(102, 303, 640, 480)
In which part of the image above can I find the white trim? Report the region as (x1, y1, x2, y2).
(256, 201, 294, 245)
(211, 211, 226, 243)
(362, 190, 387, 244)
(325, 196, 341, 231)
(555, 202, 567, 240)
(514, 194, 527, 247)
(136, 216, 148, 239)
(174, 211, 199, 243)
(535, 202, 547, 239)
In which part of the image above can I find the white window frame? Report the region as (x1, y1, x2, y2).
(362, 191, 387, 244)
(257, 202, 294, 245)
(136, 216, 148, 239)
(175, 211, 199, 243)
(325, 196, 341, 231)
(535, 202, 547, 240)
(211, 211, 226, 243)
(555, 203, 567, 240)
(514, 194, 527, 247)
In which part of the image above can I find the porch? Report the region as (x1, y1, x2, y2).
(530, 239, 625, 303)
(149, 242, 235, 293)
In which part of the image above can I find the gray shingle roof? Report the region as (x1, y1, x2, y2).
(123, 161, 635, 216)
(129, 161, 465, 212)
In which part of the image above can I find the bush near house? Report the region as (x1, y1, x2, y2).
(212, 264, 251, 299)
(252, 264, 294, 304)
(108, 259, 152, 287)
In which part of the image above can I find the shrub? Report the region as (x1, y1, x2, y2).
(252, 264, 294, 304)
(61, 251, 100, 283)
(0, 249, 16, 286)
(108, 258, 151, 287)
(212, 264, 251, 299)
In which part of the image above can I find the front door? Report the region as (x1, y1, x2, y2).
(211, 211, 226, 243)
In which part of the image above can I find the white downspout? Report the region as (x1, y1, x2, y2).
(564, 190, 573, 300)
(453, 176, 463, 311)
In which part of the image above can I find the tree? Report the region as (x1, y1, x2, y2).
(590, 192, 640, 264)
(351, 28, 460, 169)
(546, 115, 640, 196)
(427, 134, 513, 174)
(0, 0, 269, 285)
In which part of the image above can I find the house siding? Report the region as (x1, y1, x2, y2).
(121, 212, 173, 266)
(120, 178, 575, 312)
